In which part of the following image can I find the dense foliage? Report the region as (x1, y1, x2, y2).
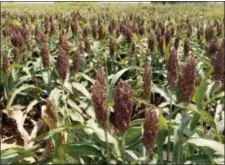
(1, 2, 224, 164)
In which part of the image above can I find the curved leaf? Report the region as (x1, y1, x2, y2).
(68, 143, 103, 157)
(187, 138, 224, 156)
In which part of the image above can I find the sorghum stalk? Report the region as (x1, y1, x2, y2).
(114, 80, 133, 163)
(167, 91, 173, 163)
(109, 38, 116, 72)
(166, 48, 179, 162)
(92, 67, 110, 164)
(42, 99, 67, 163)
(175, 58, 197, 163)
(121, 133, 126, 164)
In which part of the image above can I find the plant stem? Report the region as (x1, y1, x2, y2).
(112, 56, 115, 74)
(121, 133, 126, 164)
(145, 148, 152, 163)
(143, 146, 146, 161)
(167, 91, 173, 163)
(61, 83, 72, 127)
(47, 70, 51, 94)
(104, 129, 110, 164)
(5, 73, 9, 97)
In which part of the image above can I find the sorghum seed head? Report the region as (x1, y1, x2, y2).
(166, 48, 179, 92)
(99, 25, 105, 40)
(148, 34, 155, 52)
(139, 24, 144, 36)
(174, 35, 180, 50)
(170, 27, 175, 36)
(160, 23, 165, 35)
(40, 33, 48, 44)
(211, 47, 224, 82)
(49, 22, 55, 36)
(205, 25, 214, 42)
(143, 63, 152, 99)
(205, 41, 219, 55)
(83, 27, 89, 38)
(57, 48, 69, 81)
(92, 23, 98, 39)
(143, 106, 159, 150)
(10, 33, 24, 48)
(59, 34, 69, 53)
(125, 27, 132, 44)
(56, 35, 69, 81)
(91, 67, 107, 128)
(3, 54, 9, 73)
(35, 25, 41, 42)
(71, 21, 78, 37)
(45, 99, 58, 127)
(44, 20, 49, 34)
(151, 20, 156, 30)
(109, 38, 116, 57)
(41, 43, 50, 70)
(183, 38, 190, 56)
(108, 23, 113, 35)
(12, 47, 20, 62)
(79, 43, 84, 54)
(84, 39, 91, 54)
(178, 58, 197, 103)
(72, 49, 81, 72)
(165, 29, 171, 46)
(197, 28, 202, 40)
(158, 36, 164, 54)
(114, 80, 133, 133)
(111, 19, 117, 29)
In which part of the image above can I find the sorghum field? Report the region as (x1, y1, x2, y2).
(0, 2, 224, 164)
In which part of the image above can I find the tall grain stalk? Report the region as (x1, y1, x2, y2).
(92, 66, 111, 164)
(167, 91, 173, 163)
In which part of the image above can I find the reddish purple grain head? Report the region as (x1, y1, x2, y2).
(205, 25, 214, 42)
(92, 67, 108, 128)
(109, 38, 116, 57)
(183, 38, 190, 56)
(41, 43, 51, 70)
(165, 29, 171, 46)
(174, 35, 180, 50)
(72, 49, 81, 72)
(56, 35, 69, 81)
(178, 58, 197, 103)
(148, 34, 155, 52)
(12, 47, 20, 62)
(143, 63, 152, 100)
(166, 48, 179, 92)
(99, 25, 105, 40)
(3, 54, 9, 74)
(211, 42, 224, 82)
(71, 21, 78, 37)
(92, 22, 98, 39)
(83, 27, 89, 39)
(114, 80, 133, 133)
(84, 39, 91, 54)
(158, 36, 164, 54)
(143, 106, 159, 150)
